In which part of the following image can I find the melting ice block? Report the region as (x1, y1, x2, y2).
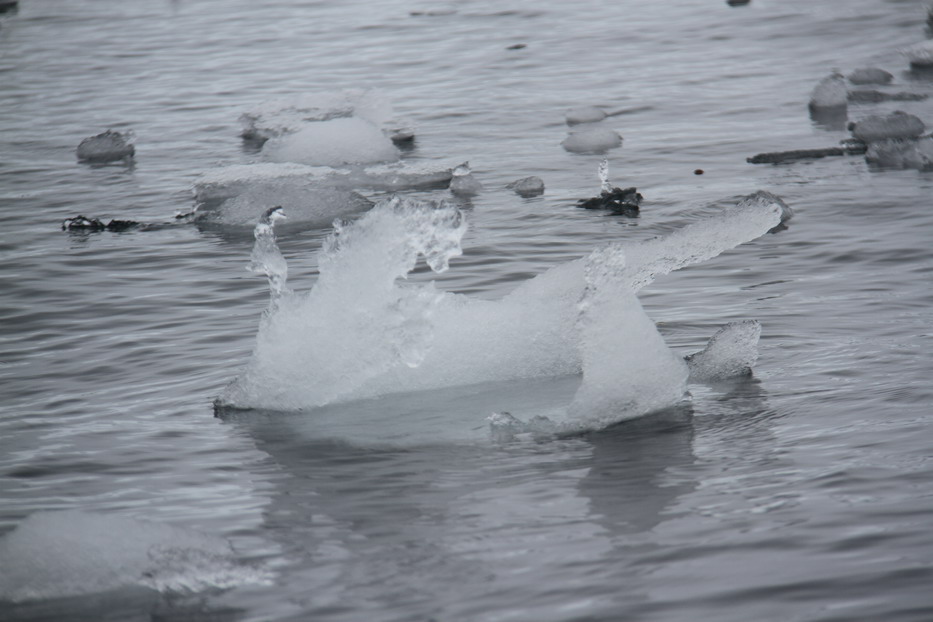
(0, 511, 269, 603)
(809, 72, 848, 109)
(686, 320, 762, 382)
(220, 190, 788, 433)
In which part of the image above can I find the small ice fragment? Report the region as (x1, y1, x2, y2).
(506, 176, 545, 197)
(865, 136, 933, 171)
(76, 130, 135, 163)
(685, 320, 762, 382)
(565, 106, 608, 126)
(809, 72, 848, 109)
(598, 159, 611, 193)
(561, 127, 622, 154)
(850, 111, 926, 142)
(846, 67, 893, 85)
(449, 162, 484, 196)
(902, 39, 933, 67)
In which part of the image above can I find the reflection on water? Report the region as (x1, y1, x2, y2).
(219, 398, 703, 620)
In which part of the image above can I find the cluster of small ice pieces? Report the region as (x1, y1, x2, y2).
(768, 12, 933, 172)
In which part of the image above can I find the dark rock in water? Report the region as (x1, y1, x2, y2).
(850, 111, 925, 143)
(747, 143, 867, 164)
(576, 186, 642, 216)
(76, 130, 135, 163)
(506, 176, 545, 197)
(847, 89, 928, 103)
(62, 216, 141, 232)
(846, 67, 893, 85)
(726, 0, 750, 5)
(506, 43, 527, 50)
(0, 1, 18, 14)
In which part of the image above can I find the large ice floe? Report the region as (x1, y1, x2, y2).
(217, 190, 789, 440)
(0, 511, 270, 604)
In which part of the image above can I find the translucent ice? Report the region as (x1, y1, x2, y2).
(685, 320, 762, 382)
(561, 127, 622, 154)
(220, 190, 788, 431)
(506, 176, 545, 197)
(248, 206, 290, 302)
(194, 183, 372, 230)
(809, 72, 848, 109)
(449, 161, 484, 196)
(262, 116, 400, 166)
(0, 511, 270, 603)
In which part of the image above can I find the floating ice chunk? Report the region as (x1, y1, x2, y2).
(865, 136, 933, 171)
(565, 106, 608, 125)
(809, 72, 848, 109)
(195, 182, 372, 230)
(566, 243, 689, 429)
(221, 196, 468, 410)
(561, 127, 622, 153)
(220, 189, 788, 426)
(76, 130, 135, 163)
(0, 511, 270, 603)
(685, 320, 761, 382)
(449, 162, 484, 196)
(263, 117, 400, 166)
(239, 89, 412, 144)
(506, 176, 545, 197)
(193, 161, 456, 204)
(902, 39, 933, 67)
(850, 111, 926, 142)
(846, 67, 893, 85)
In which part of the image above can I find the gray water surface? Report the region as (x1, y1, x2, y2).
(2, 1, 933, 620)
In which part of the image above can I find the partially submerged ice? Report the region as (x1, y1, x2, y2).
(193, 161, 458, 204)
(846, 67, 893, 85)
(865, 135, 933, 171)
(561, 126, 623, 154)
(239, 89, 413, 145)
(0, 511, 270, 603)
(850, 111, 926, 143)
(902, 39, 933, 68)
(262, 116, 400, 167)
(76, 130, 135, 163)
(685, 320, 762, 382)
(809, 72, 848, 110)
(219, 190, 789, 433)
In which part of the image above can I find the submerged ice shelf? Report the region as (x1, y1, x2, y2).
(218, 191, 789, 438)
